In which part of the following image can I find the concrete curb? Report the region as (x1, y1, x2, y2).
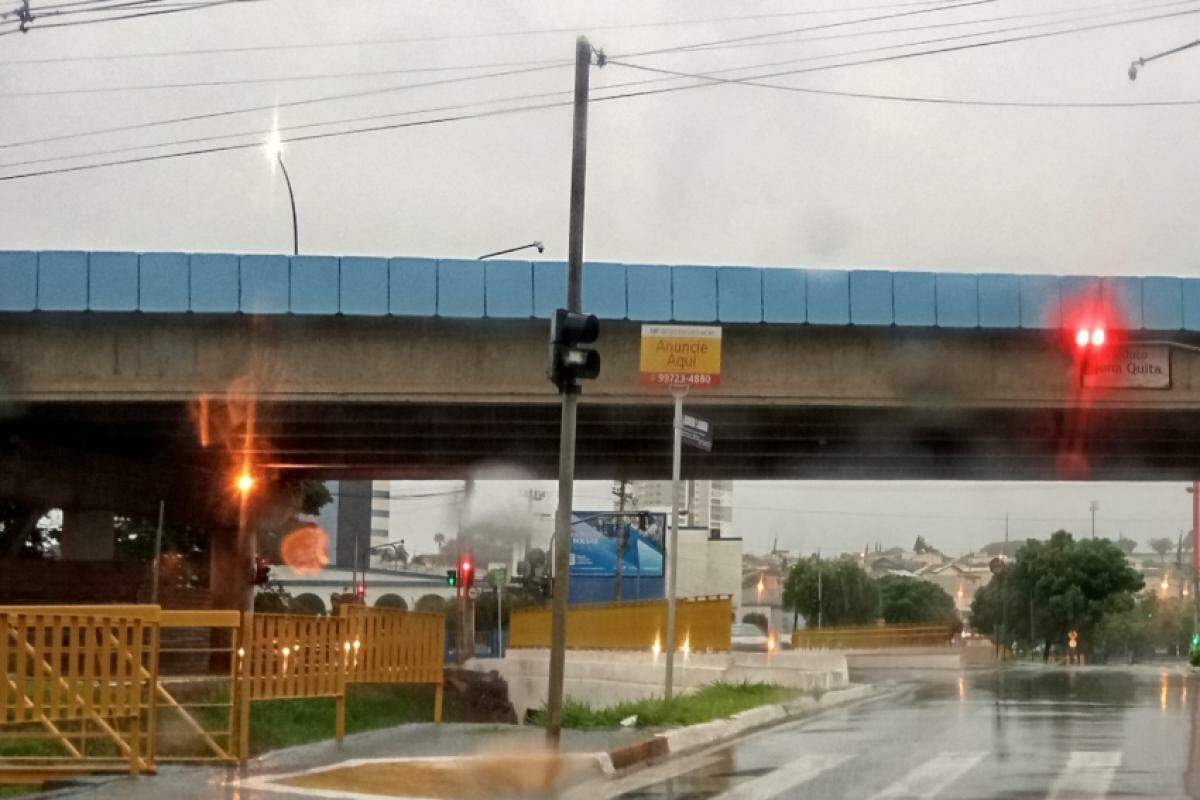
(600, 683, 879, 776)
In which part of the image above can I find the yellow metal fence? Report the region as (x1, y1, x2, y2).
(791, 623, 956, 650)
(1, 605, 445, 778)
(509, 596, 732, 652)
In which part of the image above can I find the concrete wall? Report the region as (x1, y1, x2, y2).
(466, 648, 849, 722)
(672, 528, 742, 617)
(266, 565, 455, 610)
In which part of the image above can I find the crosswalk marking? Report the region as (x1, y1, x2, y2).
(1046, 751, 1122, 800)
(710, 752, 854, 800)
(869, 751, 988, 799)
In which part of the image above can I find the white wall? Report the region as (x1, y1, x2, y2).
(671, 528, 742, 616)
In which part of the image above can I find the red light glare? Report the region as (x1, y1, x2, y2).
(1091, 328, 1105, 346)
(1075, 329, 1089, 347)
(461, 560, 472, 573)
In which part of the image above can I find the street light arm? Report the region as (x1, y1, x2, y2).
(477, 241, 545, 260)
(276, 153, 299, 256)
(1129, 38, 1200, 79)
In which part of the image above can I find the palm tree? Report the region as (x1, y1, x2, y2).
(433, 533, 446, 552)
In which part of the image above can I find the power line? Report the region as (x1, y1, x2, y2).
(0, 0, 253, 35)
(1, 0, 221, 24)
(0, 0, 977, 65)
(0, 61, 568, 150)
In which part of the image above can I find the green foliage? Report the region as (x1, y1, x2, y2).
(1149, 537, 1174, 562)
(913, 535, 930, 554)
(783, 557, 879, 627)
(375, 593, 408, 610)
(531, 682, 797, 729)
(253, 590, 290, 613)
(414, 594, 446, 613)
(1116, 537, 1138, 555)
(971, 531, 1144, 658)
(878, 576, 958, 626)
(742, 612, 769, 633)
(1190, 644, 1200, 667)
(290, 592, 327, 615)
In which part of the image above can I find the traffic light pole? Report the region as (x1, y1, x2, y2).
(546, 35, 592, 749)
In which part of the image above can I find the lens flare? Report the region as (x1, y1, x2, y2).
(280, 524, 330, 575)
(237, 472, 254, 494)
(1091, 328, 1105, 346)
(1075, 328, 1090, 347)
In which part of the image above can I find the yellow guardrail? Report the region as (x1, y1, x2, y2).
(791, 622, 956, 650)
(1, 605, 159, 782)
(2, 604, 445, 773)
(509, 595, 732, 652)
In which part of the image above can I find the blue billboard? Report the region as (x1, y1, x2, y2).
(569, 511, 666, 578)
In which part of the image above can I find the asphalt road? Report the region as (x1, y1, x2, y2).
(568, 665, 1200, 800)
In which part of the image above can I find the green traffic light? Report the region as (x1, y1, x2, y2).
(446, 569, 457, 587)
(1192, 632, 1199, 647)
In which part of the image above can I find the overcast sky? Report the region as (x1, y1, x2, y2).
(6, 0, 1200, 558)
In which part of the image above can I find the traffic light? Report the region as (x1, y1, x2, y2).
(446, 569, 457, 587)
(355, 581, 366, 603)
(1073, 325, 1106, 349)
(1192, 632, 1199, 648)
(459, 556, 474, 592)
(548, 308, 600, 393)
(252, 556, 271, 587)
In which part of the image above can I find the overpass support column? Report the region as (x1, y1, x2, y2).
(60, 509, 115, 561)
(210, 525, 254, 612)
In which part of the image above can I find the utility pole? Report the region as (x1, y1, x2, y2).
(1192, 482, 1199, 638)
(663, 385, 687, 700)
(457, 478, 475, 665)
(817, 549, 823, 629)
(999, 513, 1008, 660)
(546, 36, 595, 749)
(1090, 500, 1099, 539)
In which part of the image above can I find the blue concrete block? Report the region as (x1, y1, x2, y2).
(533, 262, 567, 318)
(87, 252, 138, 311)
(717, 267, 761, 323)
(807, 269, 850, 325)
(849, 270, 893, 325)
(389, 258, 437, 315)
(0, 251, 37, 311)
(761, 268, 806, 323)
(1102, 276, 1142, 329)
(37, 251, 87, 311)
(437, 259, 485, 317)
(290, 256, 338, 314)
(1060, 275, 1103, 321)
(190, 254, 239, 312)
(936, 273, 979, 327)
(893, 272, 936, 326)
(139, 252, 189, 312)
(1019, 274, 1060, 329)
(582, 262, 626, 319)
(978, 274, 1020, 328)
(1183, 279, 1200, 332)
(1142, 276, 1182, 331)
(239, 255, 290, 314)
(485, 260, 533, 318)
(339, 257, 388, 316)
(672, 266, 717, 322)
(627, 264, 672, 321)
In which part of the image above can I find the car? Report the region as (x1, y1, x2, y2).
(731, 622, 771, 652)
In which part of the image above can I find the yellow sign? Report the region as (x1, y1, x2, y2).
(639, 325, 722, 389)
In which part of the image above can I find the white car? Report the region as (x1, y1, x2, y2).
(731, 623, 771, 652)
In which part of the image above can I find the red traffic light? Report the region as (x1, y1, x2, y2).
(1074, 326, 1106, 349)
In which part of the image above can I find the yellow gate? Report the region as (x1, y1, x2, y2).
(0, 605, 158, 783)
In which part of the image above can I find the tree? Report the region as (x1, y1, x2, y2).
(433, 533, 446, 552)
(878, 576, 958, 626)
(1149, 537, 1174, 563)
(971, 531, 1143, 660)
(1116, 537, 1138, 556)
(375, 594, 408, 610)
(913, 536, 930, 554)
(290, 593, 327, 615)
(414, 594, 445, 613)
(783, 557, 879, 627)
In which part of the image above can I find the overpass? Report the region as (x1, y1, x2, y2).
(4, 250, 1200, 490)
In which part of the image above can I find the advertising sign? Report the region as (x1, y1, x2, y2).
(1081, 344, 1170, 389)
(639, 325, 722, 388)
(569, 511, 666, 578)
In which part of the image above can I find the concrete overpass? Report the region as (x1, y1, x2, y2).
(4, 250, 1200, 487)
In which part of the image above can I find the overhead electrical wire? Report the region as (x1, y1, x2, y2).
(5, 5, 1200, 181)
(9, 1, 1197, 169)
(0, 0, 982, 65)
(1, 0, 1167, 99)
(0, 0, 255, 35)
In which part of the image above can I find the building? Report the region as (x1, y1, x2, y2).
(311, 480, 390, 570)
(671, 527, 742, 619)
(632, 480, 732, 535)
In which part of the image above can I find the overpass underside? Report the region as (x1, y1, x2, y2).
(5, 399, 1200, 484)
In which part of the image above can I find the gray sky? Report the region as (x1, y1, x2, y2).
(6, 0, 1200, 558)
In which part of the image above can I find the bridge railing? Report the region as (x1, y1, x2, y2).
(508, 596, 732, 652)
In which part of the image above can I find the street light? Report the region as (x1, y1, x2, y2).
(478, 241, 544, 260)
(236, 471, 255, 495)
(1127, 38, 1200, 81)
(264, 131, 299, 256)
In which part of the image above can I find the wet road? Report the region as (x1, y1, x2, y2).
(568, 665, 1200, 800)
